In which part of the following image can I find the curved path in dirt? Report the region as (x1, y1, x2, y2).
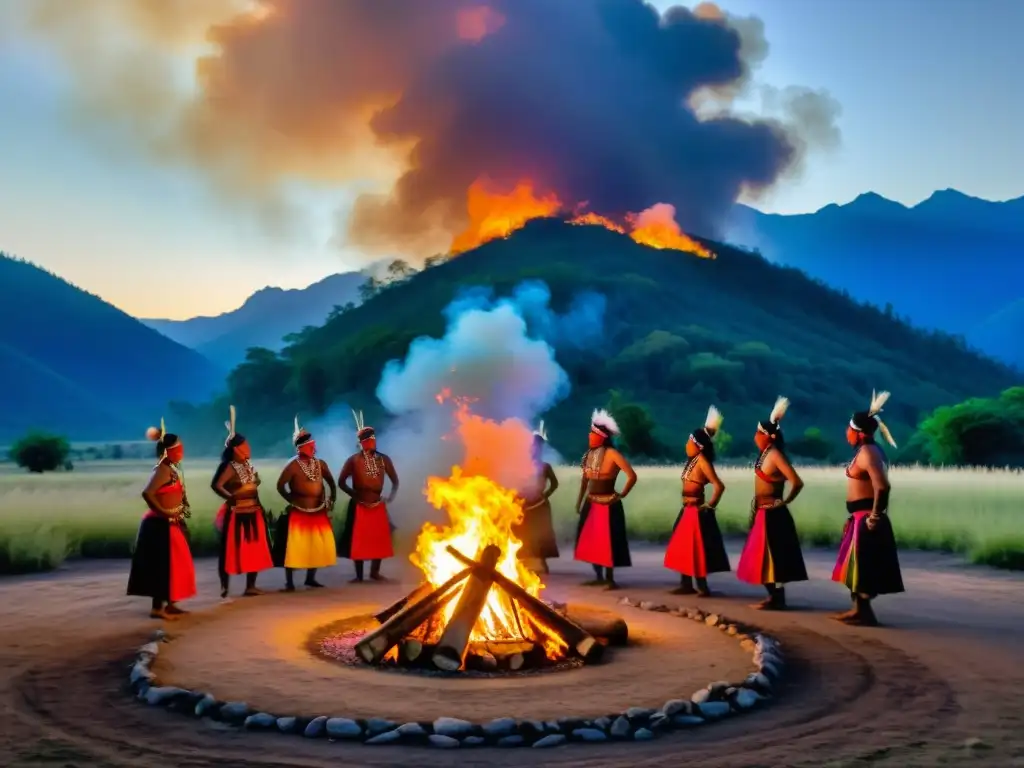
(1, 543, 1022, 767)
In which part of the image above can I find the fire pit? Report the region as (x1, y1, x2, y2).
(343, 468, 627, 675)
(355, 544, 610, 673)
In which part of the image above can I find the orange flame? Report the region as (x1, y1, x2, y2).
(450, 177, 715, 258)
(410, 394, 566, 658)
(627, 203, 715, 258)
(449, 179, 562, 254)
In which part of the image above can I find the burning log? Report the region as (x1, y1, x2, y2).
(355, 567, 471, 664)
(446, 545, 599, 662)
(398, 639, 425, 665)
(374, 583, 432, 624)
(432, 545, 502, 671)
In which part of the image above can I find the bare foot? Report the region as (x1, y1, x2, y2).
(242, 588, 265, 597)
(280, 584, 296, 593)
(836, 612, 879, 627)
(669, 585, 697, 596)
(369, 573, 388, 582)
(304, 580, 325, 589)
(604, 581, 621, 591)
(697, 590, 716, 599)
(149, 609, 172, 620)
(165, 604, 189, 616)
(580, 579, 605, 587)
(349, 577, 365, 584)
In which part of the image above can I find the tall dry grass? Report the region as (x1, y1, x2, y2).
(0, 461, 1021, 574)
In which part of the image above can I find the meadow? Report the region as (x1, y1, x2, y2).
(0, 461, 1021, 575)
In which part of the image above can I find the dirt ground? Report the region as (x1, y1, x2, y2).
(1, 543, 1022, 767)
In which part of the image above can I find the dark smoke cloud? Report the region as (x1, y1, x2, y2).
(17, 0, 841, 256)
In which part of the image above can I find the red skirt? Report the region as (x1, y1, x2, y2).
(127, 511, 196, 603)
(340, 501, 394, 561)
(663, 505, 731, 577)
(221, 504, 274, 576)
(575, 502, 612, 567)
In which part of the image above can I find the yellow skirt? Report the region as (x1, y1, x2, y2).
(284, 510, 337, 569)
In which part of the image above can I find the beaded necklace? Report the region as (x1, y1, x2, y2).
(231, 459, 256, 485)
(297, 455, 322, 483)
(361, 450, 383, 479)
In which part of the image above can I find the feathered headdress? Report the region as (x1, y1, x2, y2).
(757, 396, 790, 436)
(224, 404, 237, 447)
(850, 390, 897, 448)
(690, 405, 723, 450)
(533, 420, 549, 442)
(704, 405, 724, 434)
(352, 408, 375, 440)
(292, 414, 313, 446)
(590, 408, 620, 438)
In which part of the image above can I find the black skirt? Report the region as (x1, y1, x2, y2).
(833, 499, 905, 596)
(515, 498, 560, 559)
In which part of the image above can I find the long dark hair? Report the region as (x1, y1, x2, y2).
(691, 427, 717, 463)
(156, 433, 180, 458)
(212, 433, 246, 484)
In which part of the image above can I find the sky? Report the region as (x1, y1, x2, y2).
(1, 0, 1022, 321)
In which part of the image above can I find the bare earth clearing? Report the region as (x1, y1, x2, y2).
(1, 543, 1021, 767)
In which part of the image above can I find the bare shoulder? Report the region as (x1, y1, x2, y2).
(318, 458, 332, 472)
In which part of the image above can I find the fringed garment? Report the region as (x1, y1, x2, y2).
(218, 502, 274, 576)
(832, 498, 905, 596)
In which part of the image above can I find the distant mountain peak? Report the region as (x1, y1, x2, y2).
(843, 192, 907, 213)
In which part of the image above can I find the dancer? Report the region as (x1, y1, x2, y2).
(127, 419, 197, 619)
(210, 405, 274, 598)
(832, 390, 904, 626)
(574, 409, 637, 590)
(736, 396, 808, 610)
(337, 410, 399, 582)
(274, 416, 338, 591)
(663, 406, 730, 596)
(513, 421, 560, 574)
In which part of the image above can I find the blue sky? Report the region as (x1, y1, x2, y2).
(1, 0, 1021, 320)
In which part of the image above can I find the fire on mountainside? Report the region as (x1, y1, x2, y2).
(449, 178, 715, 259)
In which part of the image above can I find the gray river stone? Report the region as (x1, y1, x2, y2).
(498, 735, 525, 747)
(673, 715, 706, 727)
(659, 699, 690, 717)
(145, 686, 189, 706)
(433, 717, 474, 737)
(365, 730, 402, 745)
(428, 735, 460, 749)
(194, 694, 217, 717)
(325, 718, 363, 739)
(483, 718, 517, 736)
(303, 716, 328, 738)
(610, 717, 631, 739)
(533, 734, 567, 748)
(366, 718, 396, 735)
(397, 722, 426, 736)
(220, 702, 250, 724)
(634, 728, 654, 741)
(734, 688, 762, 709)
(698, 702, 732, 719)
(572, 728, 608, 742)
(244, 713, 276, 730)
(463, 736, 486, 746)
(276, 717, 297, 733)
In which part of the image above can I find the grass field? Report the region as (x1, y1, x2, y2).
(1, 461, 1021, 575)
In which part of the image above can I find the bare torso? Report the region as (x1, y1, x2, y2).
(754, 448, 786, 507)
(217, 461, 261, 509)
(143, 461, 184, 517)
(341, 451, 397, 505)
(278, 457, 330, 511)
(846, 444, 888, 502)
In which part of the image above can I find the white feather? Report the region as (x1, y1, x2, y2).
(159, 417, 166, 440)
(533, 419, 548, 441)
(293, 414, 302, 442)
(591, 408, 620, 436)
(875, 417, 898, 448)
(704, 405, 723, 432)
(351, 408, 364, 432)
(869, 389, 891, 416)
(769, 396, 790, 424)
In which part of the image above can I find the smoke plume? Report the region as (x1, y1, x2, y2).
(15, 0, 841, 256)
(366, 280, 603, 536)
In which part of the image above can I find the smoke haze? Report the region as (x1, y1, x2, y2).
(14, 0, 841, 257)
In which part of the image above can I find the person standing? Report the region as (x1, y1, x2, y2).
(736, 397, 808, 610)
(832, 390, 905, 626)
(127, 419, 197, 619)
(211, 406, 274, 598)
(574, 409, 637, 590)
(274, 416, 338, 591)
(513, 422, 560, 574)
(663, 406, 730, 596)
(337, 410, 400, 582)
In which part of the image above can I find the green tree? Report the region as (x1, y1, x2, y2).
(607, 390, 663, 458)
(788, 427, 834, 461)
(713, 427, 733, 457)
(10, 431, 71, 473)
(917, 387, 1024, 466)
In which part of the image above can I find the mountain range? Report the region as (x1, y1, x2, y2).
(726, 189, 1024, 368)
(140, 271, 367, 369)
(141, 189, 1024, 372)
(174, 217, 1016, 460)
(0, 254, 223, 442)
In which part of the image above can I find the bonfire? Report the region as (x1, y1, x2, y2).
(355, 402, 600, 673)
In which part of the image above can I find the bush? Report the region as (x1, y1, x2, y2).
(788, 427, 834, 461)
(9, 431, 71, 473)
